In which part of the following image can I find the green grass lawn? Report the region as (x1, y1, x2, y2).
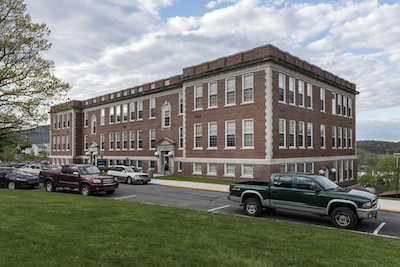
(0, 190, 399, 267)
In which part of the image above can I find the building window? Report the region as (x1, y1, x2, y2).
(207, 163, 217, 176)
(194, 124, 203, 149)
(243, 119, 254, 148)
(279, 118, 286, 148)
(149, 98, 156, 119)
(289, 120, 296, 148)
(242, 74, 253, 103)
(91, 116, 97, 135)
(137, 130, 143, 150)
(225, 78, 235, 106)
(67, 136, 70, 151)
(349, 128, 353, 148)
(224, 164, 235, 177)
(279, 73, 286, 103)
(307, 122, 313, 148)
(179, 92, 184, 114)
(343, 96, 347, 117)
(179, 127, 183, 149)
(109, 133, 114, 150)
(67, 113, 70, 128)
(129, 131, 135, 150)
(332, 126, 337, 148)
(122, 132, 128, 150)
(122, 104, 128, 122)
(307, 84, 313, 109)
(280, 164, 287, 172)
(289, 77, 295, 105)
(208, 82, 218, 108)
(307, 162, 314, 173)
(100, 134, 104, 151)
(298, 81, 304, 107)
(208, 122, 217, 149)
(320, 124, 326, 148)
(343, 128, 348, 149)
(348, 98, 353, 118)
(163, 103, 171, 128)
(242, 164, 253, 178)
(225, 120, 236, 148)
(137, 101, 143, 120)
(62, 136, 65, 151)
(100, 109, 105, 125)
(149, 129, 156, 149)
(298, 121, 305, 148)
(337, 94, 342, 116)
(116, 132, 121, 150)
(338, 127, 342, 148)
(130, 102, 135, 121)
(116, 105, 121, 123)
(320, 88, 325, 112)
(84, 112, 88, 127)
(109, 107, 114, 124)
(194, 85, 203, 110)
(332, 92, 336, 115)
(193, 163, 202, 175)
(84, 135, 88, 150)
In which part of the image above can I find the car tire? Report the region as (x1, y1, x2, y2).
(80, 184, 91, 196)
(143, 181, 148, 185)
(44, 181, 55, 192)
(331, 207, 358, 229)
(126, 177, 133, 184)
(243, 197, 263, 217)
(7, 181, 16, 190)
(105, 190, 115, 195)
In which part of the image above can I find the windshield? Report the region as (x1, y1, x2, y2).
(79, 166, 100, 175)
(314, 176, 339, 191)
(10, 169, 29, 175)
(125, 167, 138, 173)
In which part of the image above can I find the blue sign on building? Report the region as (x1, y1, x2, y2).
(97, 159, 107, 167)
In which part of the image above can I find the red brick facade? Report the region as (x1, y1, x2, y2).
(49, 44, 358, 185)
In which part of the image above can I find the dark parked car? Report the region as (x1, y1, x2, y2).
(0, 167, 40, 189)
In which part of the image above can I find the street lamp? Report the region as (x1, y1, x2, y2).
(392, 153, 400, 198)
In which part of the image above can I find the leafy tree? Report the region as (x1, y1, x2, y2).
(0, 144, 17, 162)
(0, 0, 70, 136)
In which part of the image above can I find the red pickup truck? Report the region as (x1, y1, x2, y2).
(39, 164, 118, 196)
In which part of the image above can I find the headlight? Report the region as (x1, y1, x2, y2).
(362, 202, 372, 209)
(114, 177, 118, 182)
(16, 178, 28, 182)
(92, 179, 102, 184)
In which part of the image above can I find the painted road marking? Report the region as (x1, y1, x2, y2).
(208, 205, 230, 212)
(114, 195, 137, 200)
(373, 222, 386, 235)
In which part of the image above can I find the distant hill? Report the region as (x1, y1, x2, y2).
(21, 125, 50, 144)
(357, 140, 400, 155)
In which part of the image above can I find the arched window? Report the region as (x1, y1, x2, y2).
(162, 102, 171, 128)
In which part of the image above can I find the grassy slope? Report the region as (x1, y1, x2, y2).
(0, 190, 399, 267)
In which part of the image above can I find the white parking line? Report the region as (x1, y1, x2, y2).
(208, 205, 230, 212)
(373, 222, 386, 235)
(114, 195, 137, 200)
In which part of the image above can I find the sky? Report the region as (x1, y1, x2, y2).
(24, 0, 400, 141)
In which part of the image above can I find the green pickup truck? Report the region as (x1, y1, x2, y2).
(228, 173, 379, 229)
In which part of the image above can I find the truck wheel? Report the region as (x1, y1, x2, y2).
(105, 190, 115, 195)
(80, 184, 91, 196)
(44, 181, 55, 192)
(7, 181, 16, 190)
(126, 177, 133, 184)
(243, 198, 263, 217)
(331, 207, 357, 229)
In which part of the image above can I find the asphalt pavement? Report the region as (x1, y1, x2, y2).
(150, 178, 400, 213)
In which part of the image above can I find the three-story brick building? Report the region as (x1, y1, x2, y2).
(49, 44, 358, 185)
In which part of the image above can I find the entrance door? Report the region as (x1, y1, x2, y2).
(163, 153, 170, 172)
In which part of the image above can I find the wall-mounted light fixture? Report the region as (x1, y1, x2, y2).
(154, 151, 159, 157)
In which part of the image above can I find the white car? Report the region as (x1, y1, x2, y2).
(107, 165, 150, 184)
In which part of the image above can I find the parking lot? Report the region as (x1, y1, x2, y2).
(33, 182, 400, 239)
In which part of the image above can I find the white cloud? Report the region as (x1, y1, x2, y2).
(23, 0, 400, 140)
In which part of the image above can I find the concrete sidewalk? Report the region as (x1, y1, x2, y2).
(150, 178, 400, 213)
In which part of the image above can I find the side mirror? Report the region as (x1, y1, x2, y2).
(72, 171, 80, 177)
